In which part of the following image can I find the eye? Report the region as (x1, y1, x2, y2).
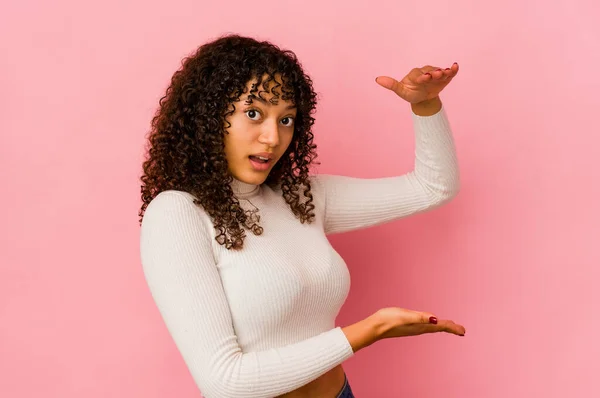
(280, 117, 294, 127)
(245, 109, 261, 121)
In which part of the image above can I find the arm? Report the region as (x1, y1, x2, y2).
(314, 100, 459, 235)
(140, 191, 380, 398)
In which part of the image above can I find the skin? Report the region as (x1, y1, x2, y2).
(224, 74, 298, 186)
(223, 64, 465, 397)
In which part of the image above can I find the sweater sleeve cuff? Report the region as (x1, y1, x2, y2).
(332, 326, 356, 359)
(410, 104, 451, 135)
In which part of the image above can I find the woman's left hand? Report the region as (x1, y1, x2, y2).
(375, 63, 459, 104)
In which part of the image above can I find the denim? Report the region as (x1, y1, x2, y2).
(335, 374, 355, 398)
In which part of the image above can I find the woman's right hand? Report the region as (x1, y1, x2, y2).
(375, 307, 466, 339)
(341, 307, 465, 353)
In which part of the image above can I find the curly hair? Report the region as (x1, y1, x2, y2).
(139, 34, 320, 250)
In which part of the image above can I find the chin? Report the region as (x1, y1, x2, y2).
(236, 171, 269, 185)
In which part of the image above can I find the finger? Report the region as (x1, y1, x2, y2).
(417, 67, 444, 83)
(417, 72, 433, 83)
(394, 309, 439, 325)
(375, 76, 401, 94)
(412, 311, 439, 325)
(443, 63, 459, 78)
(433, 68, 448, 80)
(420, 63, 459, 82)
(437, 319, 466, 336)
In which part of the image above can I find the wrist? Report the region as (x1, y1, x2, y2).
(411, 96, 442, 116)
(342, 313, 389, 353)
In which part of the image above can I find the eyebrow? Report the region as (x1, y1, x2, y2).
(248, 95, 297, 110)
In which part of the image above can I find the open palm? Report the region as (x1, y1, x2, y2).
(376, 63, 459, 104)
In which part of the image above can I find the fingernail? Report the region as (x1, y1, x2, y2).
(436, 68, 443, 71)
(445, 68, 451, 70)
(429, 316, 438, 324)
(424, 72, 432, 77)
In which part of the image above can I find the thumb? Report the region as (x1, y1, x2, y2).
(414, 311, 438, 325)
(398, 309, 438, 325)
(375, 76, 400, 94)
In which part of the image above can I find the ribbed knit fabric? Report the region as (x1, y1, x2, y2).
(139, 105, 459, 398)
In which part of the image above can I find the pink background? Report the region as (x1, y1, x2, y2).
(2, 0, 599, 397)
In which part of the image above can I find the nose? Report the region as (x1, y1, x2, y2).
(258, 120, 280, 148)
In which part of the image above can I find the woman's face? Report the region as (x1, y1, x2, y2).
(223, 76, 297, 185)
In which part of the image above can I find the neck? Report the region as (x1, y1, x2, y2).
(231, 177, 260, 199)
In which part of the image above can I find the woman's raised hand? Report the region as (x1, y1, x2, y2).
(375, 63, 459, 104)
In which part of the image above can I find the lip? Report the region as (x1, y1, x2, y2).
(249, 152, 275, 160)
(248, 154, 273, 172)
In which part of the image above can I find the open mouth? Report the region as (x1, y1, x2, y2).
(248, 155, 273, 171)
(249, 155, 270, 164)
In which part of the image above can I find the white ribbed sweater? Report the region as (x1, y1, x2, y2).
(139, 105, 459, 398)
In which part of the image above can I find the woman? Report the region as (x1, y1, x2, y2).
(139, 34, 466, 398)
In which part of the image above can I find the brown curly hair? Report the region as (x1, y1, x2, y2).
(139, 34, 320, 250)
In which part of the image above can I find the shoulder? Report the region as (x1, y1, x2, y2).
(141, 190, 211, 234)
(308, 174, 334, 187)
(140, 191, 219, 287)
(144, 189, 201, 215)
(308, 174, 338, 200)
(306, 174, 331, 216)
(140, 190, 216, 265)
(267, 176, 327, 199)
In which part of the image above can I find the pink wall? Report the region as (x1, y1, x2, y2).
(2, 0, 599, 397)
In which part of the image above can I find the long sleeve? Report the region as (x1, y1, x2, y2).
(139, 191, 354, 398)
(313, 104, 460, 235)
